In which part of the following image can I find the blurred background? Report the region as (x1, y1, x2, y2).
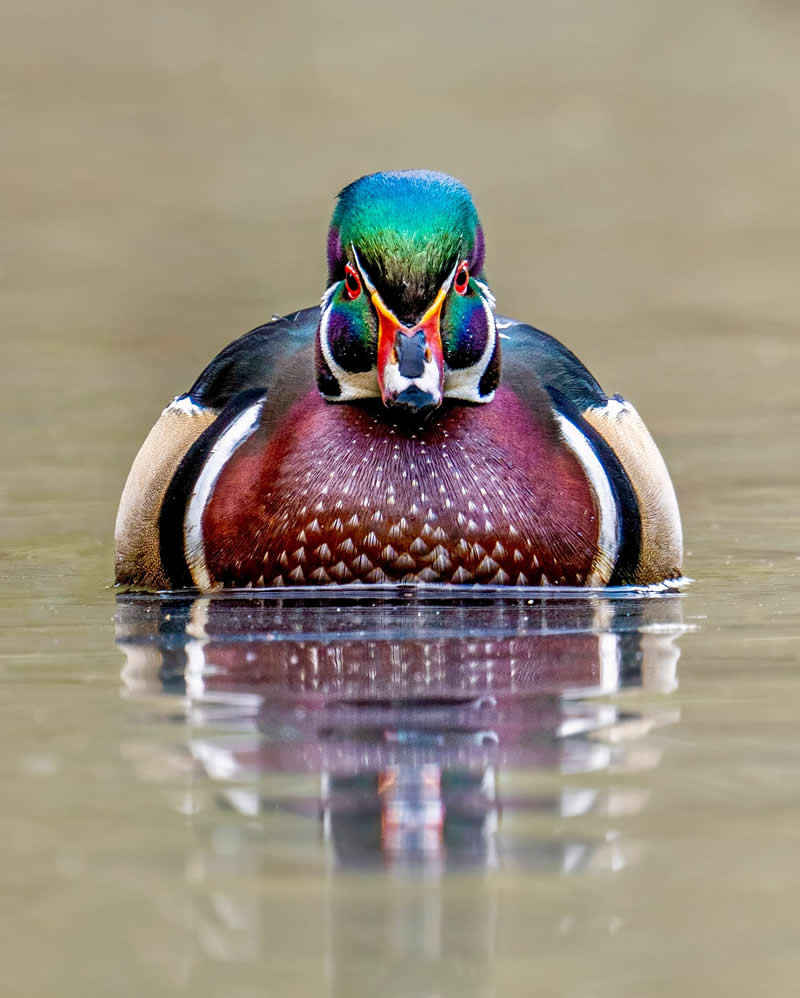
(2, 1, 800, 996)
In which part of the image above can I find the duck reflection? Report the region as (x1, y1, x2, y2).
(117, 588, 685, 876)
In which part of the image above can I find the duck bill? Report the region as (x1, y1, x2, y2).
(374, 287, 445, 415)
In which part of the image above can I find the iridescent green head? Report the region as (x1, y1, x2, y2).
(316, 170, 499, 416)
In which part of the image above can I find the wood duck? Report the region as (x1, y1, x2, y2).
(115, 170, 682, 591)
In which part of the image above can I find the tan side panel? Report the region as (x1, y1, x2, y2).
(583, 400, 683, 585)
(115, 403, 217, 589)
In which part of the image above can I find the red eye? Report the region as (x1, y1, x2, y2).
(454, 261, 469, 295)
(344, 263, 362, 300)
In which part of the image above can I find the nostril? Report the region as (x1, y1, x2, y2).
(424, 347, 432, 364)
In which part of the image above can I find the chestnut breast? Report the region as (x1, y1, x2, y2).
(202, 388, 600, 586)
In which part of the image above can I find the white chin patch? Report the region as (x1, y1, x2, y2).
(382, 360, 442, 404)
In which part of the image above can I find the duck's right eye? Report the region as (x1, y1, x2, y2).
(344, 264, 362, 300)
(454, 261, 469, 296)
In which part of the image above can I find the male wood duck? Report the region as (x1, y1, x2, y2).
(116, 170, 682, 591)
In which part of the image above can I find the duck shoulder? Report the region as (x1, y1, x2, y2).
(114, 308, 318, 589)
(498, 317, 682, 584)
(188, 306, 318, 408)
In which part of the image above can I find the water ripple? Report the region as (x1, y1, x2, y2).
(116, 588, 687, 875)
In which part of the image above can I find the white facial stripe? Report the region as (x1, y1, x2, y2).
(472, 278, 496, 311)
(443, 286, 497, 403)
(317, 295, 381, 402)
(320, 282, 338, 311)
(350, 245, 377, 296)
(441, 257, 461, 295)
(183, 400, 264, 591)
(554, 412, 620, 586)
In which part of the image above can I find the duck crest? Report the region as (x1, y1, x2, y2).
(327, 170, 486, 322)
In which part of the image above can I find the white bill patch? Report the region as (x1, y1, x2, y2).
(382, 355, 442, 403)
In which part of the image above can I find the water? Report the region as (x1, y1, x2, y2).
(3, 0, 800, 994)
(116, 589, 686, 867)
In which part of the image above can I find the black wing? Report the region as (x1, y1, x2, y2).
(497, 316, 608, 412)
(188, 306, 319, 409)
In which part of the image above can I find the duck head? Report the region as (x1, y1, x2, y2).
(316, 170, 499, 418)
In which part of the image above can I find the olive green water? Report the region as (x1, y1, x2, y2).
(2, 1, 800, 995)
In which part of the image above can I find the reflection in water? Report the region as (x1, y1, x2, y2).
(116, 588, 686, 978)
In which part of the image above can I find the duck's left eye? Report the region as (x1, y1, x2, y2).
(454, 261, 469, 296)
(344, 263, 362, 300)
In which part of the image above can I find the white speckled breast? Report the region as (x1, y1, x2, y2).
(199, 390, 602, 588)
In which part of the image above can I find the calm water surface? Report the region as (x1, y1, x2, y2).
(3, 1, 800, 995)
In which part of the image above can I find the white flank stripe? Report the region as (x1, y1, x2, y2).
(183, 400, 263, 590)
(555, 413, 620, 586)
